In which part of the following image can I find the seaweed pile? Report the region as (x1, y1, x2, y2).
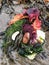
(0, 0, 49, 64)
(2, 8, 45, 60)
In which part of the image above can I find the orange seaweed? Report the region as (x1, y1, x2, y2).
(44, 0, 49, 2)
(8, 13, 28, 26)
(31, 17, 41, 30)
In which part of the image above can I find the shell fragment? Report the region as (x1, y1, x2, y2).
(25, 53, 37, 60)
(37, 30, 45, 43)
(12, 31, 19, 41)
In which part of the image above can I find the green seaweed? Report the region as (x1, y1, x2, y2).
(3, 19, 26, 51)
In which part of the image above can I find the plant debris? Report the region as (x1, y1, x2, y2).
(2, 8, 46, 61)
(0, 0, 49, 64)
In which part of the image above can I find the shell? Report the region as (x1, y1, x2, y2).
(37, 30, 45, 43)
(12, 31, 19, 41)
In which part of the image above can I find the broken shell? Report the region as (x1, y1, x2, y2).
(12, 31, 19, 41)
(36, 30, 45, 43)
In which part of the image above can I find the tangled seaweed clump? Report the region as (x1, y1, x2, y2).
(2, 8, 46, 60)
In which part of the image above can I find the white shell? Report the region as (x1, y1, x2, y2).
(12, 31, 19, 41)
(26, 53, 37, 60)
(37, 30, 45, 41)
